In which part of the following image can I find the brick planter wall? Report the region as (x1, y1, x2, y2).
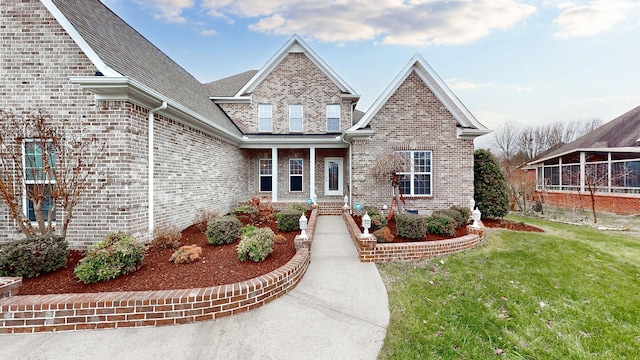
(342, 210, 485, 262)
(537, 192, 640, 215)
(0, 210, 319, 334)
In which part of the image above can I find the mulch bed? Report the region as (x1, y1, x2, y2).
(18, 216, 298, 296)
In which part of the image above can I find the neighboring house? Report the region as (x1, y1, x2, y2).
(527, 106, 640, 215)
(0, 0, 489, 248)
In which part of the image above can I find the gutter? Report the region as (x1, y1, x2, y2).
(340, 133, 353, 214)
(148, 101, 167, 242)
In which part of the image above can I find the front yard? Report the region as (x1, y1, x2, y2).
(377, 215, 640, 359)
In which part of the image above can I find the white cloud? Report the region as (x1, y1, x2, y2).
(449, 80, 531, 92)
(137, 0, 536, 45)
(552, 0, 640, 38)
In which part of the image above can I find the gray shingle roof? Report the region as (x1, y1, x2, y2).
(52, 0, 241, 136)
(204, 70, 258, 97)
(540, 105, 640, 160)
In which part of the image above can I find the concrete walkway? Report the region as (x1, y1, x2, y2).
(0, 216, 390, 360)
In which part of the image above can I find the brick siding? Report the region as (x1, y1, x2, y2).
(536, 191, 640, 215)
(351, 72, 475, 214)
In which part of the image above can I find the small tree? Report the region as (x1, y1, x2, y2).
(0, 109, 104, 238)
(474, 149, 509, 219)
(370, 151, 410, 215)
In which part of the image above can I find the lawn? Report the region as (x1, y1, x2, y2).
(377, 215, 640, 359)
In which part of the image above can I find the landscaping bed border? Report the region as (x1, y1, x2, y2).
(0, 209, 317, 334)
(342, 209, 485, 262)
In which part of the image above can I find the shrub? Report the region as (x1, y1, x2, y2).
(474, 149, 509, 219)
(364, 206, 381, 216)
(74, 232, 145, 284)
(450, 205, 471, 224)
(273, 234, 287, 244)
(395, 213, 427, 240)
(373, 227, 394, 243)
(194, 210, 218, 232)
(274, 210, 301, 232)
(233, 204, 257, 216)
(237, 227, 274, 262)
(206, 216, 242, 245)
(170, 244, 202, 264)
(0, 235, 69, 278)
(433, 209, 465, 227)
(152, 223, 181, 249)
(425, 214, 457, 237)
(369, 213, 388, 231)
(287, 203, 308, 214)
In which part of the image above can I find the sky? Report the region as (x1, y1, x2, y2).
(100, 0, 640, 149)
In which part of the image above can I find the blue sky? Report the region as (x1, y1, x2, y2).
(101, 0, 640, 148)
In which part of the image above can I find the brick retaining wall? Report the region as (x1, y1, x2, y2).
(342, 210, 485, 262)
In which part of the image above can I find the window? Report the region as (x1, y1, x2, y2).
(23, 140, 56, 222)
(289, 158, 303, 192)
(259, 104, 272, 132)
(613, 161, 640, 188)
(397, 151, 432, 196)
(561, 164, 580, 190)
(326, 104, 340, 132)
(259, 159, 272, 192)
(289, 104, 303, 132)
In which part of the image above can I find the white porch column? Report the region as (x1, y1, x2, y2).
(272, 147, 278, 202)
(580, 151, 586, 193)
(309, 146, 316, 199)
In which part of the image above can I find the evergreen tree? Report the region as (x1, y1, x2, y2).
(474, 149, 509, 219)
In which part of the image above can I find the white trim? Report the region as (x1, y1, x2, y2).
(528, 147, 640, 166)
(271, 148, 278, 202)
(235, 35, 359, 99)
(289, 158, 304, 192)
(41, 0, 121, 77)
(396, 150, 433, 196)
(347, 54, 489, 138)
(309, 147, 316, 199)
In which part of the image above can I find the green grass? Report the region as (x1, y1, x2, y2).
(377, 215, 640, 359)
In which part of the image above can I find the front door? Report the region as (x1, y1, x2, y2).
(324, 157, 343, 196)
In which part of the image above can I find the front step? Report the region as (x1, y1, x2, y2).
(317, 202, 345, 215)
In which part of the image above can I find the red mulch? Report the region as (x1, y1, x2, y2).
(352, 215, 544, 243)
(18, 216, 298, 296)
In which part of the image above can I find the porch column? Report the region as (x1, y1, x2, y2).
(580, 152, 586, 193)
(272, 147, 278, 202)
(309, 146, 316, 199)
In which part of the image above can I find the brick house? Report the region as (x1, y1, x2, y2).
(0, 0, 489, 248)
(526, 106, 640, 215)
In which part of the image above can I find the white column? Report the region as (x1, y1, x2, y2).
(580, 152, 586, 193)
(309, 146, 316, 199)
(272, 147, 278, 202)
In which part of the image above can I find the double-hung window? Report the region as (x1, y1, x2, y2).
(289, 104, 303, 132)
(259, 104, 273, 132)
(289, 158, 303, 192)
(397, 151, 432, 196)
(23, 140, 56, 222)
(326, 104, 340, 132)
(259, 159, 272, 192)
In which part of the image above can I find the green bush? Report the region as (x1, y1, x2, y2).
(425, 214, 457, 237)
(0, 235, 69, 278)
(74, 232, 145, 284)
(395, 213, 427, 240)
(474, 149, 509, 219)
(287, 203, 308, 214)
(450, 205, 471, 224)
(369, 213, 388, 232)
(206, 216, 242, 245)
(433, 209, 466, 227)
(232, 204, 257, 217)
(364, 206, 381, 215)
(237, 227, 275, 262)
(274, 210, 301, 232)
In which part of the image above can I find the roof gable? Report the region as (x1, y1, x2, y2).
(233, 35, 359, 99)
(347, 54, 489, 139)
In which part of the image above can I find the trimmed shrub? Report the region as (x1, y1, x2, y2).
(232, 204, 257, 218)
(373, 227, 394, 243)
(273, 234, 287, 244)
(237, 227, 275, 262)
(274, 210, 301, 232)
(433, 209, 466, 227)
(450, 205, 471, 224)
(364, 206, 381, 215)
(395, 213, 427, 240)
(74, 232, 145, 284)
(0, 235, 69, 278)
(474, 149, 509, 219)
(206, 216, 242, 245)
(369, 213, 389, 231)
(425, 214, 457, 237)
(152, 223, 181, 249)
(194, 210, 218, 232)
(287, 203, 308, 214)
(170, 244, 202, 264)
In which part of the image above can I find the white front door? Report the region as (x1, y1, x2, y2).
(324, 157, 343, 196)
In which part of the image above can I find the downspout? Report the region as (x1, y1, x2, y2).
(341, 134, 353, 215)
(148, 101, 167, 241)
